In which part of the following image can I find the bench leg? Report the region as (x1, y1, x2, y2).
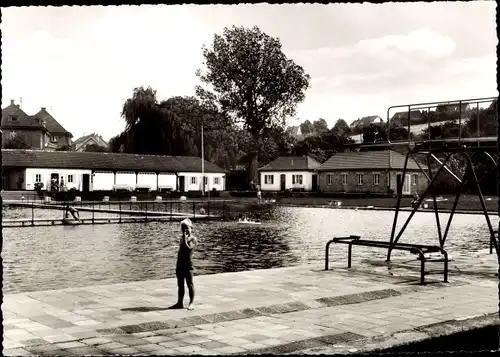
(444, 260, 448, 283)
(420, 259, 425, 285)
(348, 244, 352, 268)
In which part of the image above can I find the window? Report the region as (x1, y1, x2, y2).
(327, 174, 334, 185)
(341, 174, 348, 185)
(373, 174, 380, 185)
(357, 174, 364, 185)
(214, 177, 220, 185)
(412, 174, 418, 186)
(191, 177, 197, 185)
(51, 136, 58, 143)
(9, 131, 17, 139)
(204, 176, 208, 185)
(67, 175, 74, 183)
(35, 174, 42, 183)
(10, 114, 18, 121)
(264, 175, 274, 184)
(292, 174, 303, 185)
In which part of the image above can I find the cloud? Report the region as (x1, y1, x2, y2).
(1, 4, 497, 140)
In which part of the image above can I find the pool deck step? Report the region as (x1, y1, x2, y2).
(3, 254, 498, 355)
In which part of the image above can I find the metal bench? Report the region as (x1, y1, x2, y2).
(325, 235, 449, 285)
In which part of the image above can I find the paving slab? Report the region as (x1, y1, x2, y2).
(3, 251, 500, 355)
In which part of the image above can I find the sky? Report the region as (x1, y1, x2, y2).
(1, 2, 497, 141)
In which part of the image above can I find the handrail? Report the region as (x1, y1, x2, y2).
(386, 96, 497, 146)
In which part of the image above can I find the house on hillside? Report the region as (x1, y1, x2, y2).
(317, 150, 427, 196)
(349, 115, 384, 131)
(1, 100, 73, 150)
(73, 133, 109, 152)
(390, 110, 422, 127)
(1, 149, 226, 192)
(258, 156, 321, 192)
(286, 125, 303, 140)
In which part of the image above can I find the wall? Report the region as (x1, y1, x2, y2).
(137, 172, 158, 191)
(260, 171, 314, 191)
(93, 171, 115, 191)
(178, 172, 225, 192)
(319, 170, 389, 194)
(319, 169, 427, 195)
(158, 173, 177, 191)
(48, 133, 71, 147)
(2, 129, 45, 149)
(115, 171, 136, 188)
(2, 168, 26, 190)
(388, 171, 427, 196)
(25, 168, 92, 191)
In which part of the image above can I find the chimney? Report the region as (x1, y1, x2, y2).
(41, 107, 46, 111)
(10, 99, 14, 105)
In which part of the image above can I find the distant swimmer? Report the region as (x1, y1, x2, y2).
(65, 205, 81, 222)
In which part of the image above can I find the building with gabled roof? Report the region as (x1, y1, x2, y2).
(2, 149, 225, 193)
(316, 150, 427, 196)
(349, 115, 384, 129)
(1, 100, 73, 150)
(258, 155, 321, 192)
(72, 133, 109, 152)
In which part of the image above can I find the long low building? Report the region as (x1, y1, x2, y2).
(1, 149, 226, 192)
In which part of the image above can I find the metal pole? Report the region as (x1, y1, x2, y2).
(431, 154, 462, 183)
(407, 105, 411, 145)
(32, 202, 34, 226)
(427, 107, 431, 140)
(390, 153, 454, 257)
(427, 153, 443, 246)
(387, 151, 410, 261)
(201, 124, 205, 198)
(441, 156, 470, 247)
(464, 154, 498, 254)
(458, 100, 462, 145)
(476, 102, 480, 142)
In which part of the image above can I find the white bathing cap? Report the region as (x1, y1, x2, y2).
(180, 218, 193, 228)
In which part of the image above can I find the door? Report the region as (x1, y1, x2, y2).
(280, 174, 286, 191)
(403, 174, 411, 195)
(178, 176, 185, 192)
(50, 173, 59, 191)
(312, 174, 318, 192)
(82, 174, 90, 192)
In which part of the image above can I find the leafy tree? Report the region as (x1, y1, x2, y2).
(108, 132, 127, 153)
(291, 127, 354, 161)
(300, 120, 314, 136)
(313, 118, 329, 135)
(3, 134, 31, 149)
(196, 25, 311, 182)
(466, 99, 497, 137)
(331, 118, 351, 137)
(83, 144, 108, 153)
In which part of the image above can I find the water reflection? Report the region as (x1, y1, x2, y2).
(2, 206, 498, 294)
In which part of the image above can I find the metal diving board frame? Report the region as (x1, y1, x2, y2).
(346, 97, 498, 262)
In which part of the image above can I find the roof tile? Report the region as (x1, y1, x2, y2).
(258, 156, 321, 171)
(317, 150, 425, 171)
(1, 149, 225, 173)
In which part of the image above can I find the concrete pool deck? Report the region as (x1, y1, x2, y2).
(3, 252, 499, 355)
